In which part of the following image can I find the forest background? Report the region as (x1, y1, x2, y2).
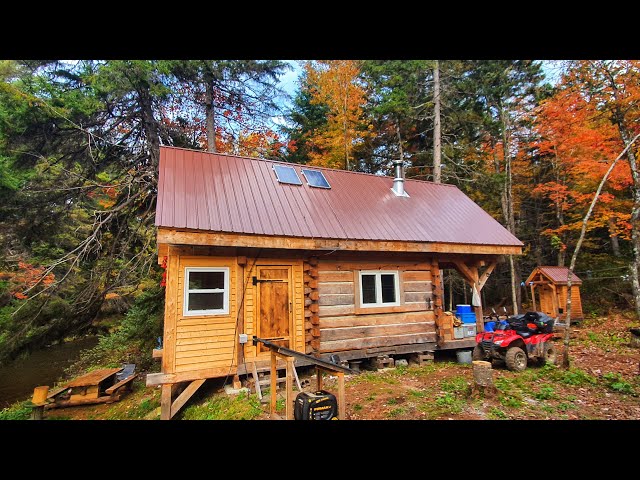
(1, 59, 638, 367)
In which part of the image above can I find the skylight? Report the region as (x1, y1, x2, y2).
(273, 165, 302, 185)
(301, 169, 331, 189)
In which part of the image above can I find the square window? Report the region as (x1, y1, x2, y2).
(359, 271, 400, 308)
(184, 267, 229, 315)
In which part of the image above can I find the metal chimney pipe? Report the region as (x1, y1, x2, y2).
(392, 159, 408, 197)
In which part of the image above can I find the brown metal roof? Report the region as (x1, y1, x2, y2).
(530, 266, 583, 285)
(156, 146, 523, 247)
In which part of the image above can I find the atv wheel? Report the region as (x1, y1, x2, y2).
(472, 345, 486, 361)
(540, 343, 557, 365)
(505, 346, 527, 372)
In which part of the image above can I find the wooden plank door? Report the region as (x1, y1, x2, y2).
(256, 266, 292, 354)
(540, 285, 555, 316)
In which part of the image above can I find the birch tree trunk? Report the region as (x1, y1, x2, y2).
(616, 124, 640, 319)
(562, 133, 640, 367)
(433, 60, 442, 183)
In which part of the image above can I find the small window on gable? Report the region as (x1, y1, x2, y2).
(184, 267, 229, 316)
(358, 271, 400, 308)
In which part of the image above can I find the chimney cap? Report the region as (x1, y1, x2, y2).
(392, 159, 409, 197)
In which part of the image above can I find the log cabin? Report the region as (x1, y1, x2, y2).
(148, 146, 523, 418)
(525, 266, 584, 321)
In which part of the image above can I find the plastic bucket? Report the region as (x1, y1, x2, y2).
(456, 350, 473, 364)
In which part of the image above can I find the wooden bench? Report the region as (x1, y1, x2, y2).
(105, 373, 137, 401)
(46, 385, 71, 402)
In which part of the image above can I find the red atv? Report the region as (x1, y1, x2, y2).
(473, 311, 557, 372)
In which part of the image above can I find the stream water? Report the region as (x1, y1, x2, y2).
(0, 336, 99, 408)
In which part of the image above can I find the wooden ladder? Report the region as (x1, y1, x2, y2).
(251, 361, 302, 400)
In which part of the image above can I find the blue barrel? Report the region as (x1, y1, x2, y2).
(456, 304, 472, 314)
(457, 312, 477, 324)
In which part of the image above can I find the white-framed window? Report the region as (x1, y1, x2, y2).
(183, 267, 229, 316)
(359, 270, 400, 307)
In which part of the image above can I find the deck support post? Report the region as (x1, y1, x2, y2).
(161, 384, 172, 420)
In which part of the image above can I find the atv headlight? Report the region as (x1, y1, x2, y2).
(493, 340, 504, 345)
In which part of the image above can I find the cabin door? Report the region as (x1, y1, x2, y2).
(540, 285, 555, 316)
(256, 266, 293, 354)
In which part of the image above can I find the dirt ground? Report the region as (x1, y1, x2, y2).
(338, 312, 640, 420)
(45, 311, 640, 420)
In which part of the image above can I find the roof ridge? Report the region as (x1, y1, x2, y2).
(159, 145, 458, 188)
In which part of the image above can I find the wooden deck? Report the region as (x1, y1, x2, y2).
(438, 338, 476, 350)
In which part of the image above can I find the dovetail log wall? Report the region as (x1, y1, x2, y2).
(311, 260, 437, 355)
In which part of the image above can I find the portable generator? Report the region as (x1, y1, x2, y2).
(294, 390, 338, 420)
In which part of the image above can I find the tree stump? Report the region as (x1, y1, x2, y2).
(30, 385, 49, 420)
(470, 361, 497, 398)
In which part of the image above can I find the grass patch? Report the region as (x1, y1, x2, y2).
(488, 407, 507, 419)
(499, 395, 523, 408)
(540, 405, 555, 414)
(538, 364, 597, 386)
(602, 372, 635, 395)
(353, 404, 363, 411)
(427, 375, 468, 415)
(534, 384, 556, 401)
(123, 397, 160, 419)
(585, 331, 627, 351)
(403, 362, 443, 380)
(0, 401, 32, 420)
(434, 392, 465, 414)
(389, 365, 410, 376)
(408, 389, 429, 399)
(387, 407, 406, 418)
(440, 376, 468, 394)
(557, 402, 576, 412)
(181, 393, 263, 420)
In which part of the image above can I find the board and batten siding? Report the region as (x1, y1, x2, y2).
(557, 286, 583, 320)
(172, 256, 238, 374)
(315, 260, 437, 353)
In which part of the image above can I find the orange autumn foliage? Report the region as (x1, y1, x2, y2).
(304, 60, 371, 170)
(1, 261, 55, 299)
(532, 68, 634, 244)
